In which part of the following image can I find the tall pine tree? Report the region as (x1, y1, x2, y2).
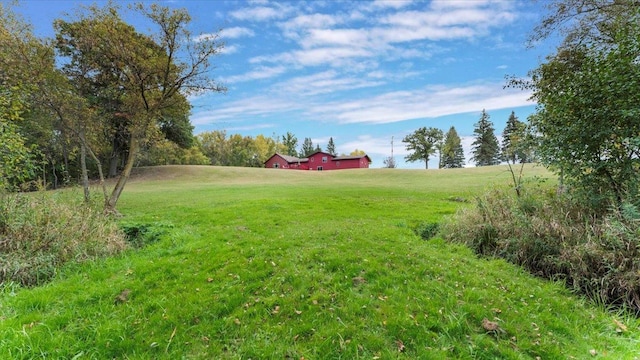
(501, 111, 526, 164)
(471, 109, 500, 166)
(441, 126, 465, 168)
(301, 137, 315, 157)
(326, 137, 336, 155)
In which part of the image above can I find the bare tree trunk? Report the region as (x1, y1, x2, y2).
(105, 135, 139, 214)
(80, 139, 90, 203)
(76, 129, 108, 205)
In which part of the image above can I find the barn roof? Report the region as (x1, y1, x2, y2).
(266, 153, 308, 164)
(333, 154, 372, 162)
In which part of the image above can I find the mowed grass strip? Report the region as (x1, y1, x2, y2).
(1, 165, 639, 359)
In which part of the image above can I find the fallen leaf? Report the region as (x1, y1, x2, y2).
(272, 305, 280, 314)
(482, 318, 500, 332)
(114, 289, 131, 304)
(295, 310, 302, 315)
(207, 277, 214, 283)
(613, 318, 627, 332)
(234, 318, 241, 325)
(492, 308, 502, 314)
(396, 339, 405, 352)
(589, 349, 597, 356)
(352, 276, 366, 286)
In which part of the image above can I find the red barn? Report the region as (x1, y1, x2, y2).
(264, 151, 371, 171)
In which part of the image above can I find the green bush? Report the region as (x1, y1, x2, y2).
(440, 185, 640, 312)
(0, 192, 127, 286)
(119, 221, 172, 248)
(413, 221, 440, 240)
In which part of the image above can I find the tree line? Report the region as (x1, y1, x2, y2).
(396, 109, 533, 169)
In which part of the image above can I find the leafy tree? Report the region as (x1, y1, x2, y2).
(326, 137, 336, 155)
(301, 137, 315, 157)
(441, 126, 465, 169)
(501, 111, 527, 164)
(402, 127, 443, 169)
(0, 86, 39, 191)
(254, 134, 285, 165)
(55, 3, 225, 213)
(198, 130, 229, 166)
(517, 0, 640, 210)
(471, 110, 500, 166)
(282, 132, 298, 157)
(350, 149, 366, 156)
(137, 139, 208, 166)
(383, 156, 397, 168)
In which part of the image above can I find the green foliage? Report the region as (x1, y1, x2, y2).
(119, 221, 173, 248)
(440, 126, 465, 168)
(519, 0, 640, 212)
(0, 192, 127, 286)
(528, 23, 640, 210)
(300, 137, 315, 157)
(402, 126, 443, 169)
(326, 137, 336, 155)
(413, 221, 440, 240)
(471, 109, 500, 166)
(441, 183, 640, 312)
(500, 111, 532, 164)
(282, 131, 298, 157)
(138, 138, 209, 166)
(197, 130, 284, 167)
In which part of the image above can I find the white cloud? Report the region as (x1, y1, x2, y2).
(230, 5, 293, 21)
(222, 27, 256, 39)
(220, 45, 239, 55)
(273, 70, 384, 96)
(190, 95, 301, 125)
(308, 83, 533, 124)
(222, 66, 287, 83)
(192, 81, 533, 129)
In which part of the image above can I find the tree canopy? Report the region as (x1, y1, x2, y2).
(441, 126, 465, 169)
(521, 0, 640, 209)
(53, 3, 225, 212)
(471, 110, 500, 167)
(402, 127, 443, 169)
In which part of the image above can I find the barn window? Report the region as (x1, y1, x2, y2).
(273, 162, 280, 168)
(336, 161, 340, 167)
(317, 166, 323, 171)
(322, 156, 328, 163)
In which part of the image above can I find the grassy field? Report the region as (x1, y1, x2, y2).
(1, 165, 639, 359)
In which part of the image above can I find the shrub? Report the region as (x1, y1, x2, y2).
(119, 221, 172, 248)
(414, 221, 440, 240)
(0, 192, 127, 286)
(440, 185, 640, 312)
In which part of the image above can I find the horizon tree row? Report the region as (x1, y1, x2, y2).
(399, 109, 534, 169)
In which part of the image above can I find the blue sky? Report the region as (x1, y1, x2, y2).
(13, 0, 555, 169)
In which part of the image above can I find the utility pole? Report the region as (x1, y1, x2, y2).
(391, 136, 394, 158)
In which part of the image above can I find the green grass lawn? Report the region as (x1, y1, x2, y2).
(1, 165, 639, 359)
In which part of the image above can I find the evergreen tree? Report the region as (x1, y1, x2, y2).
(501, 111, 526, 164)
(326, 137, 336, 155)
(281, 132, 298, 157)
(441, 126, 465, 168)
(301, 137, 315, 157)
(471, 110, 500, 166)
(314, 144, 322, 153)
